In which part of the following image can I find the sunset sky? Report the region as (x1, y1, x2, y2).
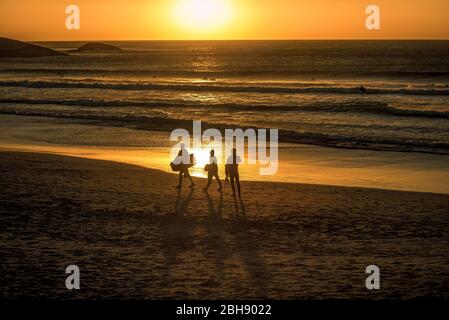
(1, 0, 448, 40)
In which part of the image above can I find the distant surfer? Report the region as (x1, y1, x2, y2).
(360, 85, 367, 93)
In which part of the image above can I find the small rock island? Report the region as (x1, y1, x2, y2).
(0, 37, 66, 57)
(68, 42, 123, 53)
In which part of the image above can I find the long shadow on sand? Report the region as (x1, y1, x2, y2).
(157, 187, 271, 298)
(158, 188, 195, 290)
(204, 190, 270, 298)
(229, 194, 271, 298)
(204, 191, 226, 285)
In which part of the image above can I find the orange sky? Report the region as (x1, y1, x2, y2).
(1, 0, 448, 40)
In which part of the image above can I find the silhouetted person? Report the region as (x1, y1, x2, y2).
(204, 149, 222, 192)
(225, 148, 241, 197)
(173, 144, 195, 189)
(360, 85, 367, 93)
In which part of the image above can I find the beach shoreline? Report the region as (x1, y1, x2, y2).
(1, 114, 449, 194)
(1, 151, 448, 299)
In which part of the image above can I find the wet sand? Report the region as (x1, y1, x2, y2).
(1, 114, 449, 194)
(1, 151, 448, 299)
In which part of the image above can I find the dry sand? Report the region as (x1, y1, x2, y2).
(1, 151, 448, 299)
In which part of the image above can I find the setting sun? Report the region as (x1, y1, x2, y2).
(172, 0, 233, 32)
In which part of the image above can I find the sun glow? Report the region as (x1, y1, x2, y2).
(173, 0, 233, 32)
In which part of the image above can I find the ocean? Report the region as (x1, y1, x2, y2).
(0, 40, 448, 153)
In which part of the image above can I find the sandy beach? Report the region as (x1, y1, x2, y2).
(1, 151, 448, 299)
